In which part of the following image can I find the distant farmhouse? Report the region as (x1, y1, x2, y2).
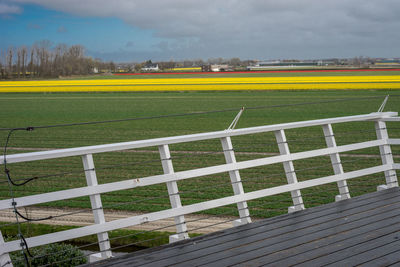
(141, 63, 159, 72)
(211, 64, 230, 72)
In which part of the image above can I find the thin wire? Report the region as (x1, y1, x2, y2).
(3, 129, 35, 187)
(1, 95, 395, 132)
(41, 206, 244, 264)
(0, 155, 163, 185)
(334, 128, 378, 136)
(30, 220, 185, 264)
(2, 95, 397, 264)
(0, 141, 236, 186)
(0, 128, 381, 186)
(103, 194, 172, 210)
(0, 152, 379, 226)
(9, 169, 391, 266)
(10, 176, 395, 266)
(0, 147, 222, 185)
(2, 129, 32, 265)
(11, 198, 271, 265)
(43, 214, 237, 266)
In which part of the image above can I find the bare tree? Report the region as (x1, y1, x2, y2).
(0, 48, 4, 79)
(2, 41, 112, 79)
(20, 46, 27, 78)
(34, 40, 52, 77)
(229, 57, 241, 67)
(6, 47, 14, 79)
(16, 48, 21, 78)
(53, 43, 68, 76)
(29, 45, 35, 78)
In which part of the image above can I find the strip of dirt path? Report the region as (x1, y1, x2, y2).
(0, 207, 250, 234)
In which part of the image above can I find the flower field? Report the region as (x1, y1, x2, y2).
(1, 72, 400, 92)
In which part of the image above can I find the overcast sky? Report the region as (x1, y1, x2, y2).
(1, 0, 400, 62)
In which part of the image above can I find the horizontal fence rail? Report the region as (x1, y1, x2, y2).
(1, 112, 396, 165)
(0, 139, 389, 209)
(0, 111, 399, 266)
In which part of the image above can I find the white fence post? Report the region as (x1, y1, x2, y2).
(82, 154, 112, 261)
(322, 124, 351, 201)
(221, 137, 252, 226)
(0, 112, 397, 258)
(158, 145, 189, 243)
(375, 121, 399, 190)
(0, 231, 12, 267)
(275, 129, 305, 213)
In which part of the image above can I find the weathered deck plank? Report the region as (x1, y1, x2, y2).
(92, 187, 400, 267)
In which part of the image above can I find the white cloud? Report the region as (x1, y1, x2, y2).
(0, 2, 21, 15)
(5, 0, 400, 59)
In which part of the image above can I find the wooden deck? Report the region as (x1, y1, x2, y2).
(92, 187, 400, 267)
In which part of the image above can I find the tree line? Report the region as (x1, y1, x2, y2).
(0, 41, 115, 79)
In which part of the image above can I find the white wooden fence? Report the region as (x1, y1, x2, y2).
(0, 111, 399, 265)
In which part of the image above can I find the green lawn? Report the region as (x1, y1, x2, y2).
(0, 89, 399, 257)
(0, 90, 399, 218)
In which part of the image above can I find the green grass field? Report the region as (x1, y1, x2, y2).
(1, 90, 399, 216)
(0, 89, 399, 254)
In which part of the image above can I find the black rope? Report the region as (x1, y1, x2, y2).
(0, 207, 104, 229)
(3, 128, 36, 187)
(0, 149, 381, 225)
(1, 94, 397, 265)
(19, 234, 33, 258)
(31, 164, 399, 265)
(22, 251, 30, 267)
(2, 129, 33, 267)
(9, 169, 393, 266)
(0, 124, 390, 186)
(0, 154, 162, 186)
(4, 169, 37, 186)
(14, 209, 52, 222)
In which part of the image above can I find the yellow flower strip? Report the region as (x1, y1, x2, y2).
(1, 75, 400, 92)
(1, 83, 400, 92)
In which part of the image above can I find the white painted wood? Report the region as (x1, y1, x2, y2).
(0, 139, 386, 210)
(377, 185, 388, 191)
(375, 121, 399, 188)
(158, 145, 189, 242)
(0, 230, 12, 267)
(275, 129, 304, 212)
(0, 164, 391, 254)
(1, 112, 398, 259)
(322, 124, 350, 201)
(381, 117, 400, 122)
(221, 137, 251, 225)
(388, 138, 400, 145)
(89, 253, 104, 263)
(1, 112, 396, 165)
(82, 154, 112, 259)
